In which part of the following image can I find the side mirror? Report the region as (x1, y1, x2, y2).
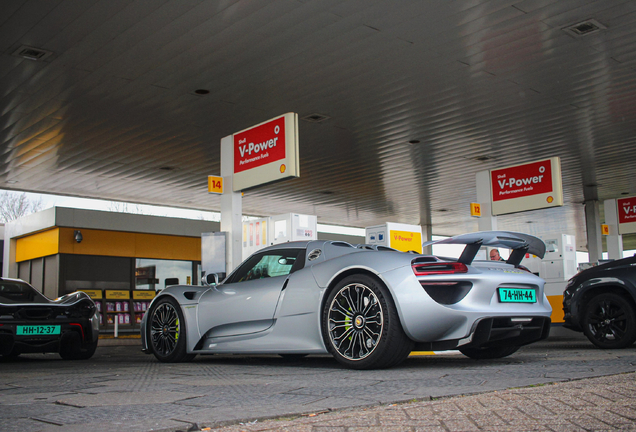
(202, 273, 219, 286)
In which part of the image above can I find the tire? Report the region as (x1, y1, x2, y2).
(1, 348, 20, 359)
(582, 293, 636, 349)
(148, 296, 195, 362)
(322, 274, 413, 370)
(60, 336, 98, 360)
(459, 345, 519, 359)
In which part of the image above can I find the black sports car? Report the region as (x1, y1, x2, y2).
(563, 255, 636, 349)
(0, 279, 99, 359)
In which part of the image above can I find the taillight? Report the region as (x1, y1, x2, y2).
(412, 262, 468, 276)
(516, 265, 532, 273)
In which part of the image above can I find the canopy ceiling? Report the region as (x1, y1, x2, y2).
(2, 0, 636, 250)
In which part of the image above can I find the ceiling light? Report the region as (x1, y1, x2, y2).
(12, 45, 53, 61)
(301, 113, 330, 123)
(159, 166, 176, 171)
(6, 180, 18, 184)
(562, 19, 606, 37)
(408, 140, 421, 144)
(472, 155, 493, 162)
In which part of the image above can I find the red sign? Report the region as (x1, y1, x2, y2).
(234, 116, 286, 173)
(618, 197, 636, 224)
(491, 159, 553, 202)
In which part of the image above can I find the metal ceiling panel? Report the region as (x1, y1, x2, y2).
(1, 0, 636, 251)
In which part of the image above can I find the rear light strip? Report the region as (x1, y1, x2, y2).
(412, 262, 468, 276)
(70, 323, 85, 341)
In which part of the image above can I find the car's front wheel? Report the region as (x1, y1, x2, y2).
(322, 274, 413, 370)
(459, 345, 519, 359)
(582, 293, 636, 349)
(148, 296, 195, 362)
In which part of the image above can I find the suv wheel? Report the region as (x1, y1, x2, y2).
(582, 293, 636, 349)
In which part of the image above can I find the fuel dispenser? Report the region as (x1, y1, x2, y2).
(242, 213, 317, 260)
(365, 223, 423, 253)
(534, 234, 577, 323)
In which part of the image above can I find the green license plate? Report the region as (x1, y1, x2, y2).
(17, 325, 61, 335)
(498, 288, 536, 303)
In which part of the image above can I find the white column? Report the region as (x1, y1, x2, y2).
(604, 198, 623, 259)
(585, 200, 603, 263)
(476, 170, 497, 231)
(220, 135, 243, 273)
(421, 223, 433, 255)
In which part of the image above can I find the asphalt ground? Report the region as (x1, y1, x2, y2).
(1, 331, 635, 432)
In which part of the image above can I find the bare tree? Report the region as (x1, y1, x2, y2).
(107, 201, 145, 214)
(0, 191, 43, 222)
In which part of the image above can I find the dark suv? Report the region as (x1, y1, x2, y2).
(563, 255, 636, 349)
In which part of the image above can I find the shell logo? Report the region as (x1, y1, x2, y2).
(547, 196, 554, 203)
(280, 164, 286, 173)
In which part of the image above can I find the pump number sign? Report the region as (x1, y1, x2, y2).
(208, 176, 223, 194)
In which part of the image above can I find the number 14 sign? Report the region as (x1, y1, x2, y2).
(208, 175, 223, 194)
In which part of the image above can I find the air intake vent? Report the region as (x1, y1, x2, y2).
(562, 19, 606, 37)
(301, 113, 331, 123)
(12, 45, 53, 61)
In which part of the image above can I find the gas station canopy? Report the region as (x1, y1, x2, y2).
(2, 1, 636, 250)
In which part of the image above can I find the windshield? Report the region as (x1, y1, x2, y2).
(0, 282, 50, 304)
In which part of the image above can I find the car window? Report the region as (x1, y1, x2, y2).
(0, 283, 49, 304)
(226, 249, 304, 284)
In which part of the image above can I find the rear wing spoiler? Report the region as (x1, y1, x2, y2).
(422, 231, 546, 266)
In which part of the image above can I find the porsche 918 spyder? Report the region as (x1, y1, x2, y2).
(0, 279, 99, 360)
(141, 231, 552, 369)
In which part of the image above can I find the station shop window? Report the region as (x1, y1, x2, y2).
(135, 258, 198, 291)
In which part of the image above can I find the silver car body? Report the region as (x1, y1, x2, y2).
(141, 231, 552, 356)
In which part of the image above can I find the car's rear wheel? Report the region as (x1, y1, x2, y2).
(322, 274, 413, 370)
(59, 334, 98, 360)
(0, 347, 20, 359)
(582, 293, 636, 349)
(148, 296, 195, 362)
(459, 345, 519, 359)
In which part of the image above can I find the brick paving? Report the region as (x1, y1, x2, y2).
(207, 373, 636, 432)
(1, 334, 635, 432)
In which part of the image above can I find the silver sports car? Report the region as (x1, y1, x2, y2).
(141, 231, 552, 369)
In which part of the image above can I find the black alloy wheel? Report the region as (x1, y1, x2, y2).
(148, 296, 195, 362)
(322, 274, 413, 369)
(582, 293, 636, 349)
